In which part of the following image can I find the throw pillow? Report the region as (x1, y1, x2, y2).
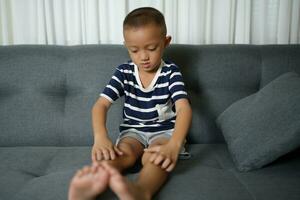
(216, 72, 300, 172)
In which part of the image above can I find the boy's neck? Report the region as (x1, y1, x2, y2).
(135, 60, 163, 89)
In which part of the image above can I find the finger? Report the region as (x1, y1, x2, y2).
(166, 163, 175, 172)
(154, 154, 165, 165)
(149, 153, 157, 163)
(96, 150, 103, 161)
(109, 149, 116, 160)
(102, 148, 111, 160)
(144, 146, 160, 153)
(162, 158, 171, 169)
(91, 151, 97, 163)
(114, 146, 124, 156)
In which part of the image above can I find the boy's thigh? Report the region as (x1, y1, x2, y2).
(149, 136, 170, 147)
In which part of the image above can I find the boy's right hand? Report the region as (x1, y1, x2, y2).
(91, 136, 123, 163)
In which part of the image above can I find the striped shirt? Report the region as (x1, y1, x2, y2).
(101, 60, 188, 135)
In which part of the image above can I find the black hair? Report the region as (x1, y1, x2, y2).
(123, 7, 167, 36)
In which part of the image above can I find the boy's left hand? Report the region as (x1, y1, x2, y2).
(144, 141, 181, 172)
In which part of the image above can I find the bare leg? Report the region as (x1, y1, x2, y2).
(68, 164, 109, 200)
(99, 137, 144, 172)
(102, 162, 148, 200)
(69, 137, 144, 200)
(136, 156, 168, 198)
(106, 138, 171, 200)
(136, 138, 170, 198)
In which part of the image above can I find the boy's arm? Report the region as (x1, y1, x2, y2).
(92, 97, 111, 139)
(170, 98, 192, 149)
(91, 97, 123, 163)
(145, 98, 192, 171)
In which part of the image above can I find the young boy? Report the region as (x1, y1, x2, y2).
(69, 7, 192, 200)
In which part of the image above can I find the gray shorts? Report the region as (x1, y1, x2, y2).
(116, 131, 190, 158)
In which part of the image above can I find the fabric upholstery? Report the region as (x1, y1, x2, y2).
(0, 45, 300, 200)
(1, 45, 300, 145)
(216, 72, 300, 171)
(0, 46, 126, 146)
(0, 145, 299, 200)
(165, 45, 261, 143)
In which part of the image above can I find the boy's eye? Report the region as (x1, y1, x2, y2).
(130, 49, 138, 53)
(148, 47, 157, 51)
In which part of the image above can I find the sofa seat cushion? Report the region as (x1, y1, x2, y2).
(0, 145, 299, 200)
(0, 147, 91, 200)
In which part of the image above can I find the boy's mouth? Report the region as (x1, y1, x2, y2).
(141, 62, 151, 68)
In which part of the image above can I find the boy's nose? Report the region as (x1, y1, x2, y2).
(140, 51, 149, 61)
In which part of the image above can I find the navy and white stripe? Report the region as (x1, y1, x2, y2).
(101, 60, 188, 134)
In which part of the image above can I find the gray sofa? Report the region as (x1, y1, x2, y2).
(0, 44, 299, 200)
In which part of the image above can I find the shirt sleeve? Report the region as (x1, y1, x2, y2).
(100, 66, 125, 103)
(168, 65, 188, 103)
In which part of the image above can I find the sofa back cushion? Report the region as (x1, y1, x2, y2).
(0, 45, 299, 146)
(0, 45, 127, 146)
(165, 45, 261, 143)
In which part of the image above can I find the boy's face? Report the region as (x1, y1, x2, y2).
(124, 23, 171, 73)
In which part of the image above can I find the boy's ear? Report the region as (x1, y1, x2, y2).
(164, 36, 172, 47)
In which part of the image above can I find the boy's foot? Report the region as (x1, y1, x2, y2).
(102, 163, 151, 200)
(68, 164, 109, 200)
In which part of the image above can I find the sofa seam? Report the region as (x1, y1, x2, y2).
(228, 169, 257, 200)
(212, 147, 256, 200)
(43, 148, 61, 175)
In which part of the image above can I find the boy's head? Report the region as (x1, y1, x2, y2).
(123, 7, 167, 37)
(123, 7, 171, 73)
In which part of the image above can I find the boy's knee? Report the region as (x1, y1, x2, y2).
(117, 140, 142, 163)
